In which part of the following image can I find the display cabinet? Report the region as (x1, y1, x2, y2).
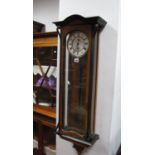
(33, 32, 57, 155)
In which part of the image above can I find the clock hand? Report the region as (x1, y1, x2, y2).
(76, 39, 80, 54)
(77, 41, 79, 49)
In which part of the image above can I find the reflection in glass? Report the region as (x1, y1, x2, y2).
(64, 34, 88, 135)
(33, 47, 57, 107)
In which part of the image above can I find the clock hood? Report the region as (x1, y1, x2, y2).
(53, 14, 107, 31)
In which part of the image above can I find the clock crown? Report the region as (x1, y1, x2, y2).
(53, 14, 107, 31)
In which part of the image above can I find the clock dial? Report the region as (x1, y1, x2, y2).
(67, 31, 89, 58)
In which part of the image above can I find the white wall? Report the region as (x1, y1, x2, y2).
(56, 0, 121, 155)
(109, 7, 121, 154)
(33, 0, 59, 32)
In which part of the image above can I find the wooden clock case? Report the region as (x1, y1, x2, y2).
(54, 15, 107, 154)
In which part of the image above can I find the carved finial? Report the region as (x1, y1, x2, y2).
(73, 144, 85, 155)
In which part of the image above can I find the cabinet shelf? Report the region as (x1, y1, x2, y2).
(33, 104, 56, 119)
(33, 32, 57, 47)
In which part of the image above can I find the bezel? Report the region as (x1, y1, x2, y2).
(67, 31, 89, 58)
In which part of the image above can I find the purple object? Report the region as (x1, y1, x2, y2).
(36, 75, 56, 90)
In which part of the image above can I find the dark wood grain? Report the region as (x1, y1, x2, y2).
(54, 14, 107, 155)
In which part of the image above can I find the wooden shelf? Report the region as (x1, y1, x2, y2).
(33, 104, 56, 119)
(33, 32, 57, 47)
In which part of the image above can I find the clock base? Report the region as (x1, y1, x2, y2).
(73, 134, 99, 155)
(57, 132, 99, 155)
(73, 143, 85, 155)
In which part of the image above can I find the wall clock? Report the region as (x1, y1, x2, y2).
(54, 14, 107, 155)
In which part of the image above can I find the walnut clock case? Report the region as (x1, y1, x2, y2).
(54, 15, 107, 154)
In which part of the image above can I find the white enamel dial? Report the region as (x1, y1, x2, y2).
(67, 31, 89, 58)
